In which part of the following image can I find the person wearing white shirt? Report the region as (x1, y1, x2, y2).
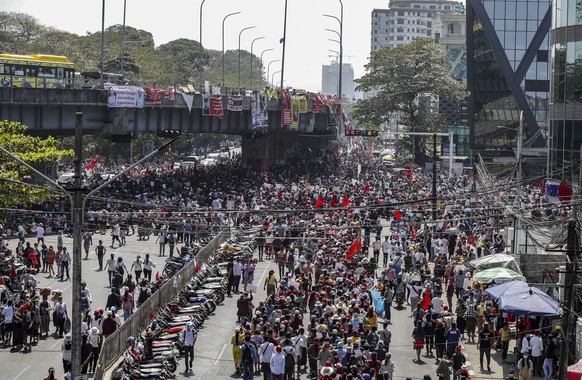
(293, 328, 308, 373)
(270, 346, 286, 379)
(381, 237, 391, 266)
(529, 330, 544, 377)
(431, 295, 444, 315)
(232, 259, 243, 293)
(36, 223, 45, 246)
(259, 340, 275, 379)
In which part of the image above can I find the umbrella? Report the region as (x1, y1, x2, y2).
(483, 280, 529, 302)
(497, 286, 560, 317)
(473, 267, 525, 284)
(469, 253, 522, 274)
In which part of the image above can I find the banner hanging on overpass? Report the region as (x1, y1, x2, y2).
(252, 92, 268, 129)
(106, 85, 144, 108)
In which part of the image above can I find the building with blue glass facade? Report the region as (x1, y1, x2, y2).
(467, 0, 550, 156)
(549, 0, 582, 178)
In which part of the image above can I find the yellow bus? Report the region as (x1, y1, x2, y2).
(0, 54, 75, 89)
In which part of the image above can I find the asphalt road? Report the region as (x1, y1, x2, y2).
(1, 229, 450, 380)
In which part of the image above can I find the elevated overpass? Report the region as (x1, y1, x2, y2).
(0, 88, 338, 169)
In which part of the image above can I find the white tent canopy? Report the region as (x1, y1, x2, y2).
(469, 253, 521, 274)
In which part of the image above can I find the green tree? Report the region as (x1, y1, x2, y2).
(0, 12, 45, 53)
(354, 38, 466, 163)
(0, 121, 74, 207)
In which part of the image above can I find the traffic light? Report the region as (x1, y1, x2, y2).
(344, 129, 378, 137)
(156, 129, 182, 138)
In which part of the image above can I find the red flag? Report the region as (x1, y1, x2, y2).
(411, 226, 417, 241)
(421, 288, 431, 310)
(28, 251, 38, 267)
(10, 263, 16, 280)
(155, 272, 160, 281)
(0, 276, 4, 285)
(150, 310, 154, 319)
(315, 195, 324, 208)
(341, 195, 349, 207)
(195, 260, 200, 273)
(363, 183, 370, 195)
(330, 194, 336, 208)
(405, 169, 412, 183)
(85, 156, 99, 170)
(344, 238, 362, 262)
(394, 210, 401, 220)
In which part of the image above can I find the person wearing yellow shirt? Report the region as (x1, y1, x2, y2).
(500, 322, 512, 363)
(263, 270, 278, 296)
(231, 327, 245, 374)
(363, 306, 378, 331)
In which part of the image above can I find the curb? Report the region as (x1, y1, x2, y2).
(460, 345, 477, 380)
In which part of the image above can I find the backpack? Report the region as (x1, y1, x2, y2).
(241, 344, 253, 364)
(167, 235, 175, 245)
(284, 348, 295, 369)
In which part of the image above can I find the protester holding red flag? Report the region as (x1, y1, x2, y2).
(341, 195, 349, 207)
(85, 156, 99, 170)
(344, 238, 362, 262)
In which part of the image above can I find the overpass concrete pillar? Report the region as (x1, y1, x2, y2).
(241, 132, 335, 171)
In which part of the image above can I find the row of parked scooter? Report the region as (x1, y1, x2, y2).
(113, 262, 229, 379)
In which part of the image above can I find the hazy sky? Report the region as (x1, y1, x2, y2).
(4, 0, 386, 92)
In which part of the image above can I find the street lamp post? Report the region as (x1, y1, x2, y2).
(198, 0, 207, 85)
(259, 48, 274, 90)
(120, 0, 127, 76)
(271, 70, 281, 88)
(266, 60, 280, 89)
(238, 26, 256, 89)
(324, 1, 343, 133)
(222, 11, 241, 88)
(100, 0, 106, 88)
(250, 36, 265, 89)
(280, 0, 288, 91)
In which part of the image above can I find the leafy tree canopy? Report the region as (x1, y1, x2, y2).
(354, 38, 466, 162)
(1, 12, 264, 89)
(0, 121, 73, 207)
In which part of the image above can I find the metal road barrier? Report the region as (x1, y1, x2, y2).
(93, 231, 228, 380)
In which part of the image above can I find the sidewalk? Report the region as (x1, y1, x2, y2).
(462, 335, 548, 379)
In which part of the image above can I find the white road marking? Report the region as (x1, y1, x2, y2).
(256, 265, 270, 290)
(213, 343, 227, 365)
(50, 340, 62, 349)
(13, 365, 31, 380)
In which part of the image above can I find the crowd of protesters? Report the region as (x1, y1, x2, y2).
(0, 138, 570, 380)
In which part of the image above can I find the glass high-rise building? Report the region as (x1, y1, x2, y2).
(549, 0, 582, 177)
(467, 0, 550, 154)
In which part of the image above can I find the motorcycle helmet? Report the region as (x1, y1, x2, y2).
(126, 336, 135, 346)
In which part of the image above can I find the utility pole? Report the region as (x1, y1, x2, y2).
(432, 132, 437, 222)
(71, 112, 84, 376)
(280, 0, 288, 91)
(558, 220, 577, 380)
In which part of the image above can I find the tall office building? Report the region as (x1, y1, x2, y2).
(433, 12, 470, 156)
(321, 63, 355, 99)
(549, 0, 582, 176)
(371, 0, 458, 52)
(467, 0, 550, 155)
